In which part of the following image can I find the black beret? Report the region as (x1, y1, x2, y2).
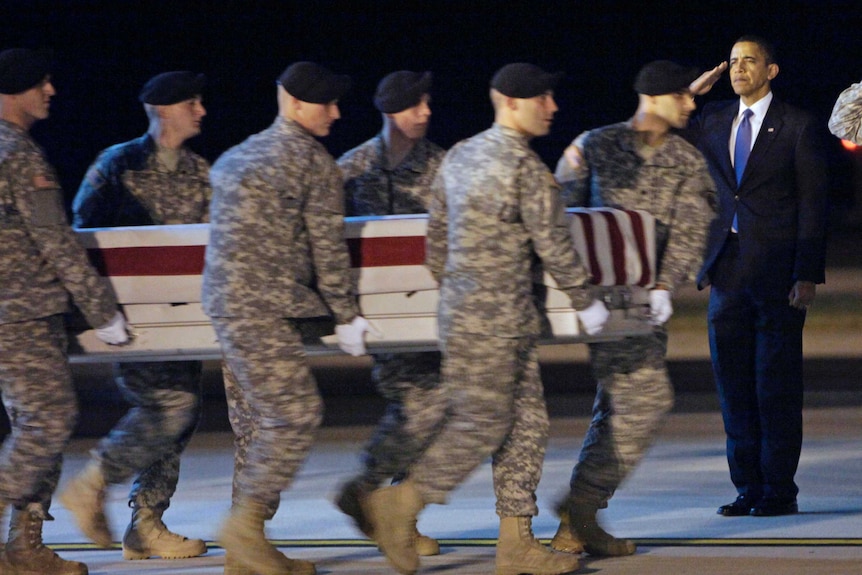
(139, 71, 206, 105)
(278, 61, 351, 104)
(0, 48, 51, 95)
(633, 60, 700, 96)
(490, 63, 563, 98)
(374, 70, 433, 114)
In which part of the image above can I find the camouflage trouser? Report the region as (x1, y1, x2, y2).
(411, 332, 549, 518)
(0, 316, 78, 515)
(568, 326, 674, 509)
(357, 351, 447, 489)
(97, 360, 202, 511)
(213, 317, 323, 520)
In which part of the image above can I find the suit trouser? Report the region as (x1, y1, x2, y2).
(409, 332, 549, 518)
(214, 316, 323, 519)
(567, 328, 674, 509)
(97, 360, 202, 511)
(708, 236, 806, 502)
(0, 316, 77, 517)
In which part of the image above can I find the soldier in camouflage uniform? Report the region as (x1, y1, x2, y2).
(0, 48, 129, 575)
(551, 60, 716, 557)
(828, 80, 862, 144)
(334, 70, 445, 557)
(364, 63, 609, 575)
(201, 61, 374, 575)
(61, 71, 209, 561)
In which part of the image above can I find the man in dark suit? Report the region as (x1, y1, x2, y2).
(687, 35, 829, 517)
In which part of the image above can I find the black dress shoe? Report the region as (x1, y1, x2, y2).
(751, 499, 798, 517)
(717, 495, 756, 516)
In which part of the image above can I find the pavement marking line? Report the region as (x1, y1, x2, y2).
(47, 538, 862, 552)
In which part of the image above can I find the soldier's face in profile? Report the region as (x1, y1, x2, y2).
(296, 100, 341, 137)
(161, 96, 206, 141)
(17, 76, 55, 122)
(389, 94, 431, 140)
(511, 91, 558, 138)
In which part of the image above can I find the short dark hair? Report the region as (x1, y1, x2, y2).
(734, 35, 777, 65)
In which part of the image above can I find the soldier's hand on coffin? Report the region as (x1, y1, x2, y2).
(649, 289, 673, 326)
(578, 299, 610, 335)
(336, 315, 374, 356)
(95, 311, 130, 345)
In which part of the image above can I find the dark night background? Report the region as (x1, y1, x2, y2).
(4, 0, 862, 233)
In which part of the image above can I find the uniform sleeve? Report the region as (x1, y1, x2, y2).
(17, 156, 118, 327)
(304, 153, 359, 324)
(72, 154, 116, 228)
(655, 157, 716, 289)
(519, 159, 592, 309)
(424, 162, 448, 284)
(553, 132, 591, 207)
(828, 82, 862, 144)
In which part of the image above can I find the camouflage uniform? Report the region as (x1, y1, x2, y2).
(555, 121, 715, 508)
(72, 132, 210, 511)
(337, 134, 447, 488)
(414, 123, 592, 517)
(0, 119, 117, 516)
(202, 116, 358, 517)
(828, 81, 862, 144)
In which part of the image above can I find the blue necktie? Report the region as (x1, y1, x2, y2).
(732, 109, 753, 232)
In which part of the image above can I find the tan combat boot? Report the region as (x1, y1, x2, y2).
(6, 504, 88, 575)
(336, 478, 440, 557)
(224, 551, 255, 575)
(549, 509, 585, 554)
(565, 503, 635, 557)
(495, 516, 580, 575)
(58, 460, 113, 547)
(365, 480, 424, 575)
(122, 505, 207, 560)
(218, 499, 315, 575)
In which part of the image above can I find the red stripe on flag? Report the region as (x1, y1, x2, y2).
(599, 211, 627, 285)
(88, 235, 426, 277)
(628, 211, 652, 287)
(348, 235, 426, 267)
(88, 245, 206, 276)
(575, 213, 603, 285)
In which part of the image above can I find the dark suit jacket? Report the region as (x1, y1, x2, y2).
(686, 97, 829, 290)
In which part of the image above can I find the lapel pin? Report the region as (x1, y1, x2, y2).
(768, 128, 775, 132)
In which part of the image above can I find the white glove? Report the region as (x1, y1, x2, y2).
(335, 316, 379, 357)
(649, 289, 673, 326)
(578, 299, 610, 336)
(95, 311, 129, 345)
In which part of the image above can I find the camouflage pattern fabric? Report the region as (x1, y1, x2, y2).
(409, 123, 592, 517)
(97, 361, 203, 511)
(72, 132, 208, 511)
(828, 82, 862, 144)
(410, 333, 548, 517)
(0, 120, 116, 516)
(555, 122, 715, 508)
(0, 317, 77, 513)
(72, 133, 211, 227)
(213, 317, 323, 519)
(202, 116, 358, 324)
(555, 122, 716, 290)
(0, 120, 117, 327)
(337, 134, 447, 488)
(338, 133, 444, 216)
(426, 124, 592, 340)
(203, 116, 357, 514)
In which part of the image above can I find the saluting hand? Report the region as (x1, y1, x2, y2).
(689, 61, 728, 96)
